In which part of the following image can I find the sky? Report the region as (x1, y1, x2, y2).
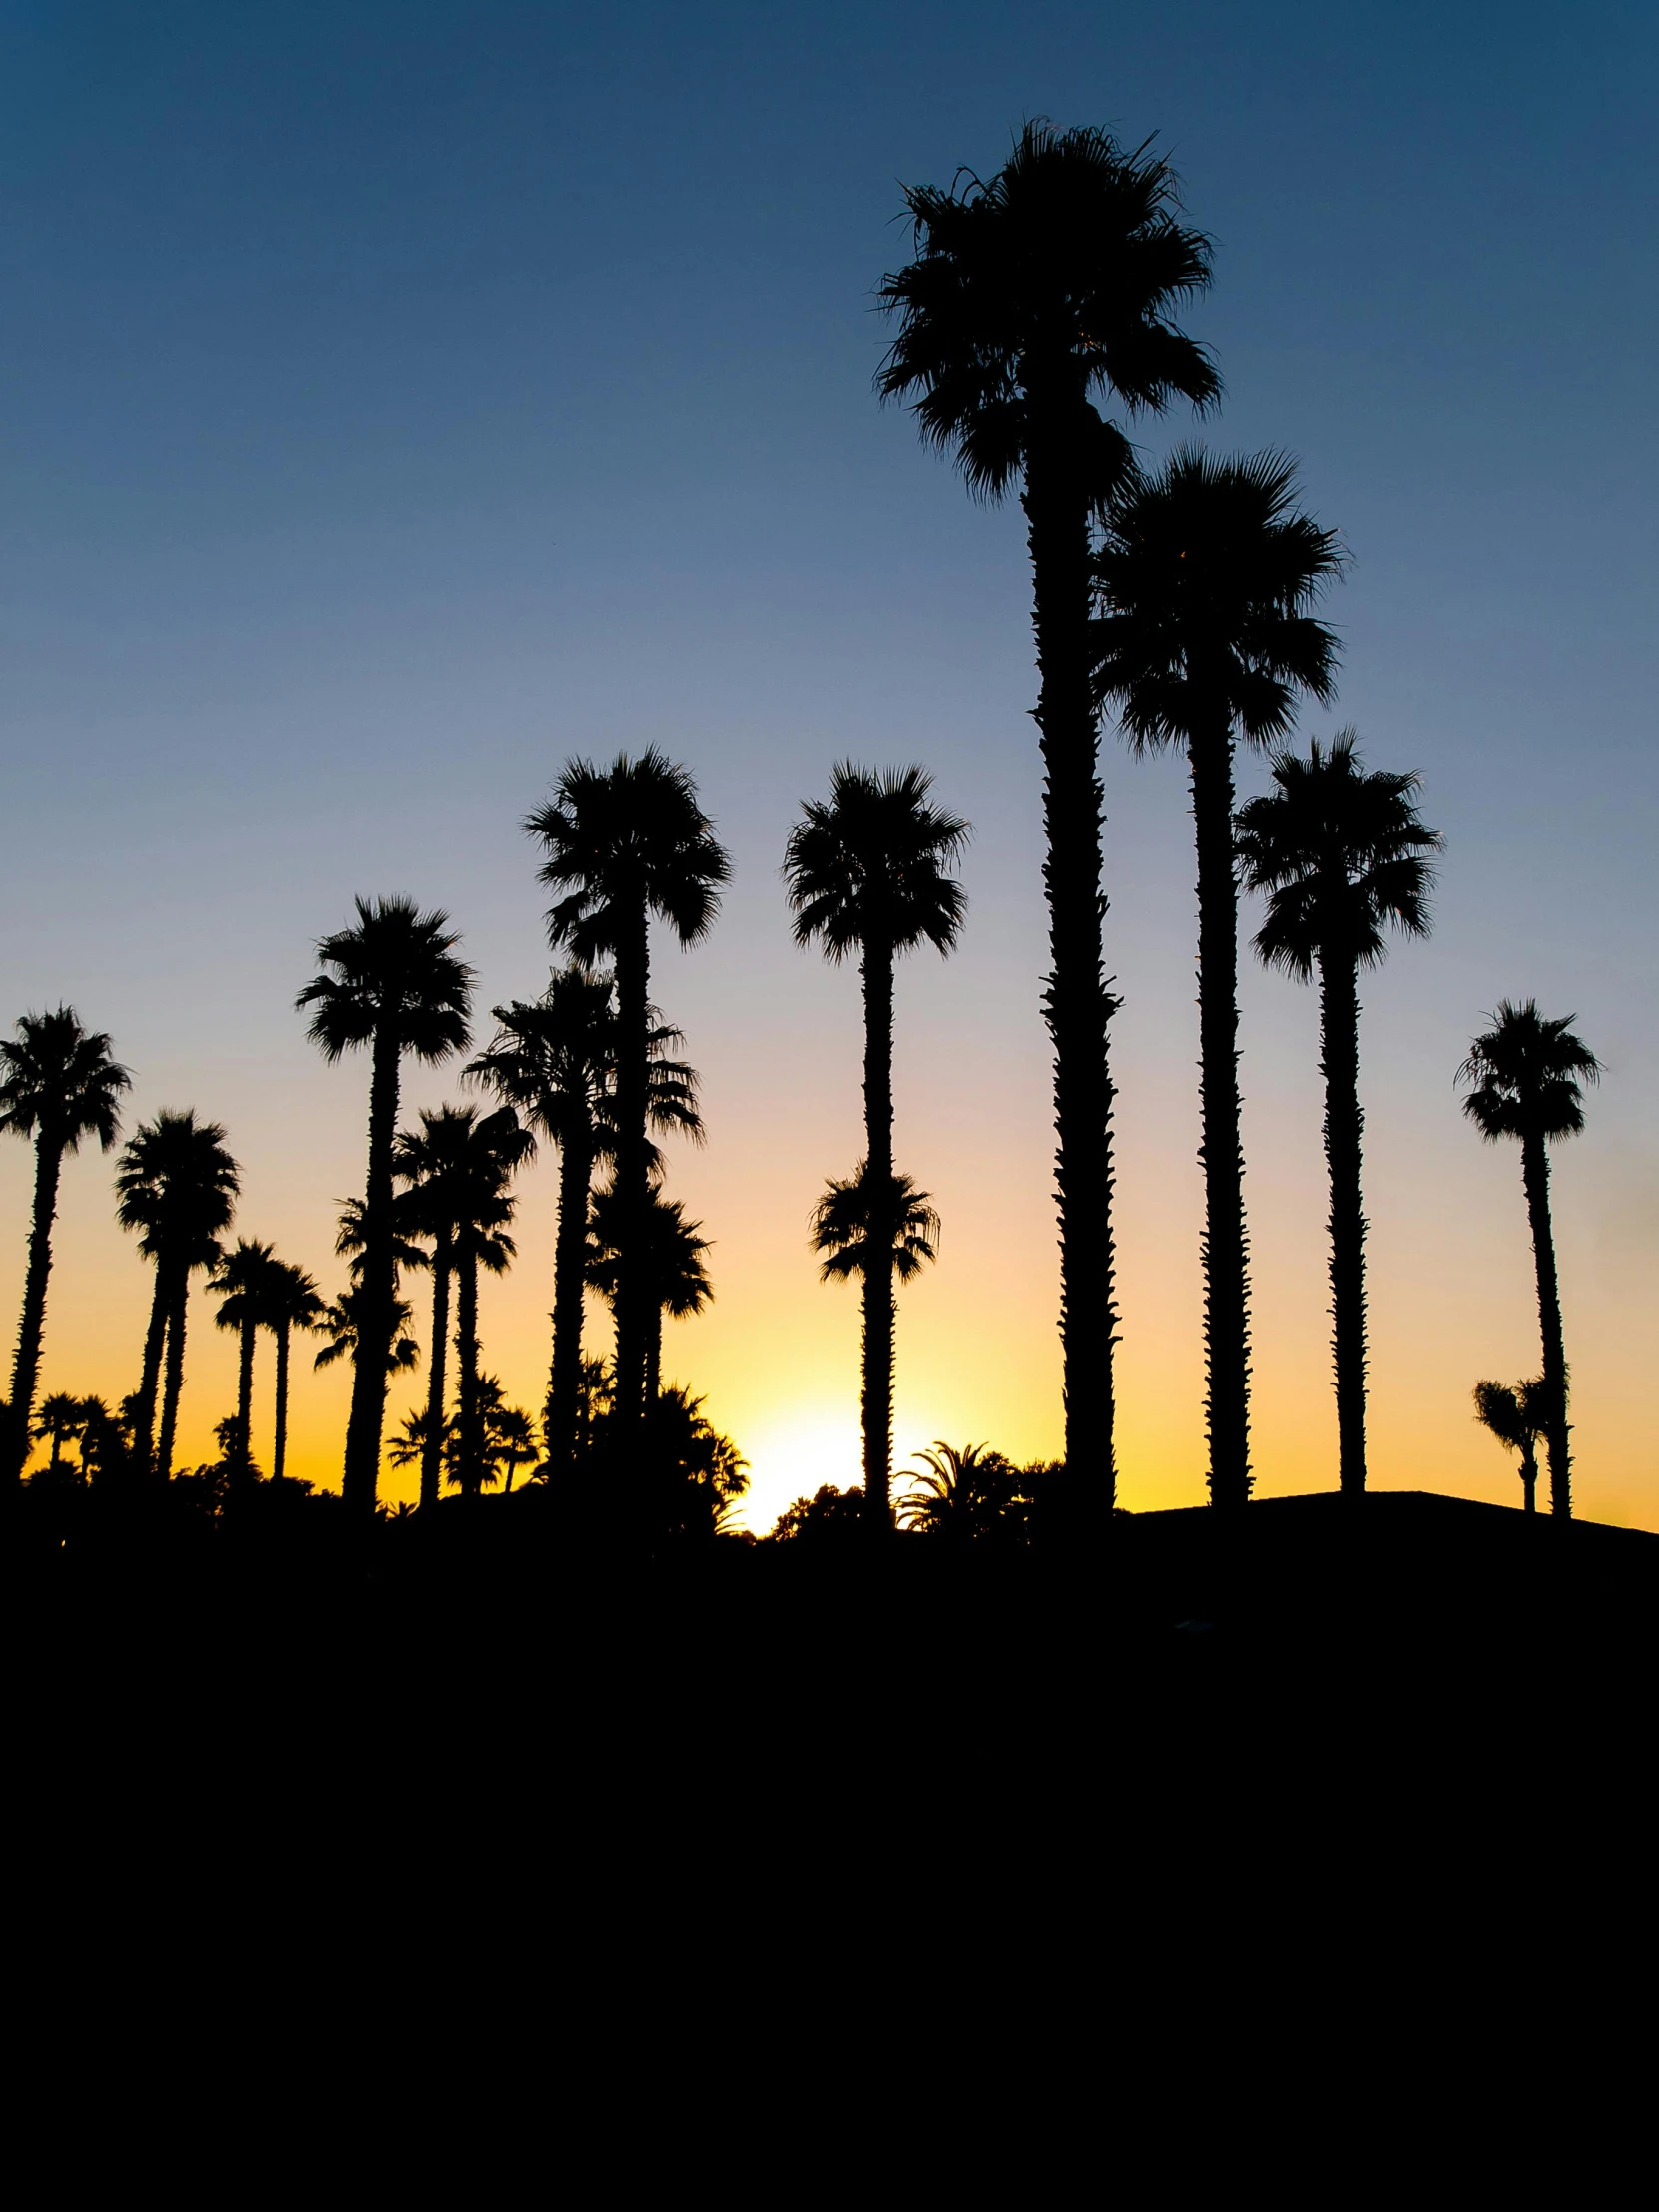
(3, 0, 1656, 1531)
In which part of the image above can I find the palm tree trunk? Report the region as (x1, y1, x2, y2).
(236, 1316, 257, 1475)
(343, 1026, 402, 1514)
(1521, 1131, 1571, 1517)
(157, 1278, 190, 1481)
(455, 1247, 481, 1499)
(134, 1265, 171, 1483)
(612, 905, 651, 1426)
(4, 1128, 65, 1484)
(646, 1302, 663, 1404)
(1188, 725, 1251, 1508)
(1023, 428, 1119, 1502)
(1520, 1446, 1537, 1516)
(273, 1321, 291, 1483)
(548, 1134, 593, 1468)
(1319, 947, 1368, 1494)
(420, 1234, 451, 1510)
(860, 938, 895, 1532)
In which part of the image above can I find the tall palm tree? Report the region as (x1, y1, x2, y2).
(442, 1106, 531, 1499)
(263, 1260, 324, 1483)
(114, 1110, 240, 1481)
(526, 752, 729, 1426)
(586, 1179, 713, 1404)
(784, 765, 966, 1525)
(0, 1008, 131, 1484)
(297, 896, 473, 1513)
(1093, 449, 1342, 1508)
(811, 1164, 939, 1514)
(878, 121, 1218, 1496)
(1458, 1001, 1600, 1517)
(1472, 1378, 1548, 1516)
(1235, 734, 1440, 1494)
(392, 1105, 476, 1510)
(209, 1238, 277, 1475)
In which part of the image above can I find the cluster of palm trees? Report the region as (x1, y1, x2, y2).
(0, 119, 1611, 1536)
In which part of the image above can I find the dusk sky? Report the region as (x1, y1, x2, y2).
(4, 0, 1656, 1531)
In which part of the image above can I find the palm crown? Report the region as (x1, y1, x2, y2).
(115, 1110, 241, 1265)
(0, 1007, 131, 1153)
(876, 120, 1218, 501)
(587, 1182, 713, 1319)
(297, 896, 473, 1065)
(1236, 733, 1442, 977)
(528, 750, 730, 964)
(784, 764, 968, 961)
(210, 1239, 278, 1333)
(811, 1165, 940, 1285)
(1458, 1001, 1601, 1145)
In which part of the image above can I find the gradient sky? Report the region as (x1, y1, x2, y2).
(3, 0, 1656, 1531)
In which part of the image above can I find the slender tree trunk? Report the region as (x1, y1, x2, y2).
(1521, 1131, 1571, 1517)
(343, 1027, 402, 1514)
(4, 1129, 65, 1485)
(273, 1322, 291, 1483)
(236, 1316, 257, 1475)
(158, 1278, 190, 1481)
(455, 1247, 482, 1499)
(134, 1266, 171, 1484)
(612, 903, 650, 1426)
(860, 939, 895, 1532)
(1023, 428, 1118, 1502)
(646, 1303, 663, 1405)
(1189, 726, 1252, 1507)
(1320, 948, 1368, 1494)
(548, 1134, 593, 1467)
(1520, 1447, 1537, 1516)
(420, 1233, 451, 1510)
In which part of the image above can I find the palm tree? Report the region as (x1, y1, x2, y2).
(1093, 449, 1342, 1508)
(262, 1260, 323, 1484)
(878, 121, 1218, 1496)
(32, 1391, 88, 1480)
(810, 1163, 939, 1514)
(443, 1106, 531, 1498)
(784, 765, 966, 1524)
(114, 1110, 240, 1481)
(1472, 1378, 1549, 1516)
(0, 1008, 131, 1484)
(314, 1286, 420, 1378)
(897, 1440, 1023, 1542)
(392, 1105, 478, 1511)
(297, 896, 473, 1513)
(527, 752, 729, 1425)
(1235, 734, 1440, 1494)
(586, 1180, 713, 1403)
(1458, 1001, 1600, 1517)
(209, 1238, 277, 1476)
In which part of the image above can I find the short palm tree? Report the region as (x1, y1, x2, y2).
(314, 1286, 420, 1378)
(1472, 1377, 1549, 1516)
(115, 1110, 240, 1481)
(444, 1106, 531, 1498)
(209, 1238, 277, 1476)
(0, 1008, 130, 1484)
(527, 752, 729, 1426)
(810, 1164, 939, 1518)
(297, 896, 473, 1512)
(878, 121, 1218, 1495)
(785, 764, 966, 1525)
(32, 1390, 88, 1480)
(1236, 734, 1440, 1494)
(897, 1440, 1023, 1542)
(586, 1179, 713, 1403)
(1093, 448, 1342, 1508)
(1458, 1001, 1600, 1517)
(263, 1260, 324, 1483)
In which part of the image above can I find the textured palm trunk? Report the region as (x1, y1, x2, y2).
(547, 1134, 593, 1467)
(420, 1233, 452, 1510)
(236, 1317, 257, 1474)
(646, 1304, 663, 1405)
(1024, 425, 1118, 1502)
(134, 1267, 172, 1483)
(1521, 1131, 1571, 1517)
(1319, 947, 1368, 1493)
(4, 1128, 65, 1484)
(1188, 725, 1252, 1507)
(157, 1277, 190, 1481)
(455, 1246, 483, 1499)
(343, 1026, 402, 1514)
(1519, 1446, 1537, 1516)
(612, 904, 650, 1426)
(273, 1322, 292, 1484)
(860, 939, 895, 1533)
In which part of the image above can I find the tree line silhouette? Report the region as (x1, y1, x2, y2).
(0, 122, 1605, 1545)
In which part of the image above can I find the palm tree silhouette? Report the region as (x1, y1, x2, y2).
(31, 1390, 88, 1481)
(0, 1008, 130, 1484)
(313, 1286, 420, 1379)
(209, 1238, 277, 1476)
(392, 1105, 478, 1510)
(784, 765, 966, 1526)
(810, 1164, 939, 1518)
(1235, 734, 1440, 1494)
(878, 122, 1218, 1497)
(262, 1259, 323, 1484)
(1459, 1001, 1600, 1517)
(1093, 449, 1342, 1508)
(115, 1110, 240, 1481)
(586, 1179, 713, 1404)
(441, 1105, 531, 1498)
(896, 1440, 1022, 1542)
(527, 752, 729, 1426)
(297, 896, 473, 1513)
(1472, 1378, 1549, 1516)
